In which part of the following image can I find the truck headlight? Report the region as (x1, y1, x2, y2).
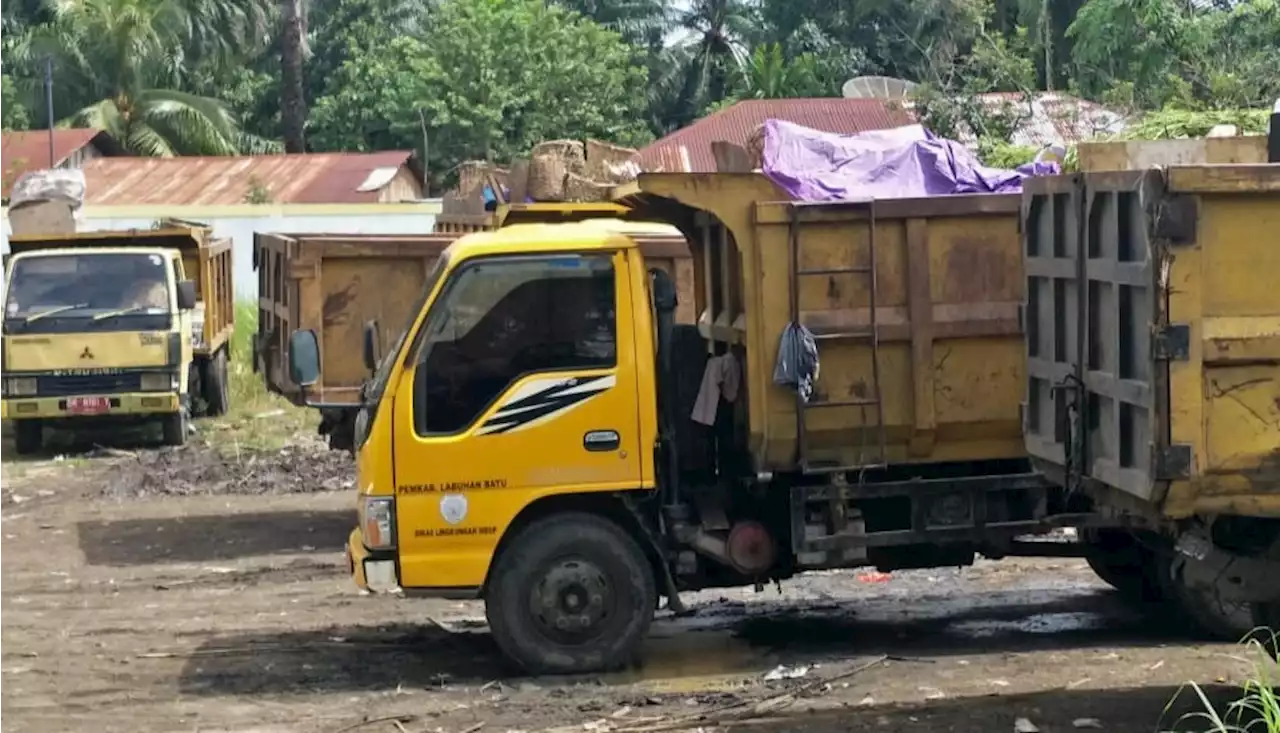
(4, 377, 38, 396)
(140, 372, 178, 392)
(360, 497, 396, 550)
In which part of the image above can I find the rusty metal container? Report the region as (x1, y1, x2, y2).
(619, 173, 1027, 473)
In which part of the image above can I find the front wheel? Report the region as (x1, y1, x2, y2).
(161, 409, 189, 447)
(485, 513, 656, 675)
(13, 420, 43, 455)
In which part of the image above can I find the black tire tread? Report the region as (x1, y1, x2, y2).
(486, 512, 656, 675)
(13, 421, 43, 455)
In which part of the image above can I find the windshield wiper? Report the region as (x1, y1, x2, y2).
(92, 305, 146, 321)
(25, 303, 89, 323)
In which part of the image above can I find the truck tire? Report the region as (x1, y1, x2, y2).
(13, 420, 43, 455)
(485, 513, 656, 675)
(203, 349, 231, 418)
(161, 409, 189, 447)
(1083, 530, 1166, 604)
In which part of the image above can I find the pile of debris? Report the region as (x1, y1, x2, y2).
(442, 138, 642, 216)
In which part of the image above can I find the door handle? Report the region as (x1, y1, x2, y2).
(584, 430, 621, 452)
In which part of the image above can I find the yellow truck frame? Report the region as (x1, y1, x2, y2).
(282, 174, 1065, 674)
(2, 225, 234, 452)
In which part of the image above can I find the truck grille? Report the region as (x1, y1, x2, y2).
(38, 373, 144, 397)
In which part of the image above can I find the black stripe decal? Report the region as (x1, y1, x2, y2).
(480, 377, 612, 435)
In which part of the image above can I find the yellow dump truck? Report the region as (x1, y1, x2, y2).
(253, 205, 694, 449)
(283, 172, 1068, 673)
(1023, 164, 1280, 639)
(2, 225, 235, 452)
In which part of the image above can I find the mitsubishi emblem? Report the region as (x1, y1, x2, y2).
(80, 346, 94, 359)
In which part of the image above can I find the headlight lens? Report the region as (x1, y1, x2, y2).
(5, 377, 38, 396)
(140, 372, 177, 392)
(361, 496, 396, 550)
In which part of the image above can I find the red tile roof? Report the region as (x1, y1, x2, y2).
(636, 98, 916, 172)
(1, 128, 113, 197)
(79, 150, 422, 206)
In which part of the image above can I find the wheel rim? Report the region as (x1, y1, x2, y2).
(529, 558, 614, 644)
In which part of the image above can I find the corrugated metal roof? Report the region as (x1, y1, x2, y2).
(636, 98, 915, 172)
(1, 128, 111, 197)
(79, 150, 421, 206)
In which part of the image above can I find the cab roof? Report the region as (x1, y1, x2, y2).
(8, 246, 182, 259)
(442, 218, 678, 261)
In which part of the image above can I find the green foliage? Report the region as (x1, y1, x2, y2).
(311, 0, 651, 185)
(1123, 108, 1271, 140)
(728, 43, 827, 101)
(977, 137, 1038, 168)
(2, 74, 31, 131)
(1167, 633, 1280, 733)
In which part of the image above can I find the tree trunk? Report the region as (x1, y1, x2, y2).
(280, 0, 307, 153)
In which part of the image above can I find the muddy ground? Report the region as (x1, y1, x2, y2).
(0, 436, 1263, 733)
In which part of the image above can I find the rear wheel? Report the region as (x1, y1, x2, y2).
(486, 513, 656, 675)
(1169, 574, 1254, 642)
(13, 420, 43, 455)
(203, 350, 231, 417)
(1083, 530, 1166, 604)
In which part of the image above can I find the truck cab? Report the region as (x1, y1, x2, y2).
(2, 244, 198, 452)
(290, 221, 666, 673)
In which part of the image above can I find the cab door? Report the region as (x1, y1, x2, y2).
(389, 250, 645, 589)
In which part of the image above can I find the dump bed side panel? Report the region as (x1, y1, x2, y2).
(753, 197, 1027, 470)
(182, 237, 234, 354)
(1163, 165, 1280, 517)
(623, 174, 1028, 473)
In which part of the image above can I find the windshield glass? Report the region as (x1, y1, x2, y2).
(5, 252, 171, 318)
(356, 253, 449, 448)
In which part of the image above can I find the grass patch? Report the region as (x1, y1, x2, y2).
(201, 301, 315, 454)
(1167, 631, 1280, 733)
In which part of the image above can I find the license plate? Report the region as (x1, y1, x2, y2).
(67, 396, 111, 415)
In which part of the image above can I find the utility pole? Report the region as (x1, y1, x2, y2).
(44, 57, 55, 166)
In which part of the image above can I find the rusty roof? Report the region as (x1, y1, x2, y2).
(2, 128, 118, 197)
(636, 98, 915, 172)
(79, 150, 422, 206)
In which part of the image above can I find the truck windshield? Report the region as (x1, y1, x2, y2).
(5, 253, 171, 320)
(3, 253, 173, 334)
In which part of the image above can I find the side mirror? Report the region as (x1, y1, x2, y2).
(176, 280, 197, 310)
(362, 320, 381, 372)
(288, 329, 321, 387)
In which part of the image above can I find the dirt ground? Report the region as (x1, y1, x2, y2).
(0, 434, 1261, 733)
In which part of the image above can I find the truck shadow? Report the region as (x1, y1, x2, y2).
(176, 588, 1203, 696)
(76, 509, 356, 566)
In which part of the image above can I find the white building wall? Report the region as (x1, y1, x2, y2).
(3, 203, 442, 300)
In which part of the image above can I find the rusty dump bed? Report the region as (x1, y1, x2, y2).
(620, 173, 1026, 474)
(1023, 164, 1280, 519)
(255, 228, 695, 406)
(6, 225, 234, 356)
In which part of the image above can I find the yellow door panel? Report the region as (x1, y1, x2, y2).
(390, 249, 645, 590)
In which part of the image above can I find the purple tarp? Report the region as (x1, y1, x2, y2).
(761, 120, 1059, 202)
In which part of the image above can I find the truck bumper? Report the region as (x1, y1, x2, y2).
(346, 528, 399, 593)
(2, 392, 180, 421)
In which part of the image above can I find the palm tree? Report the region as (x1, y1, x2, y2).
(279, 0, 307, 152)
(664, 0, 758, 128)
(13, 0, 273, 155)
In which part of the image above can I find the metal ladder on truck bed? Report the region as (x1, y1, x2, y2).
(787, 200, 887, 474)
